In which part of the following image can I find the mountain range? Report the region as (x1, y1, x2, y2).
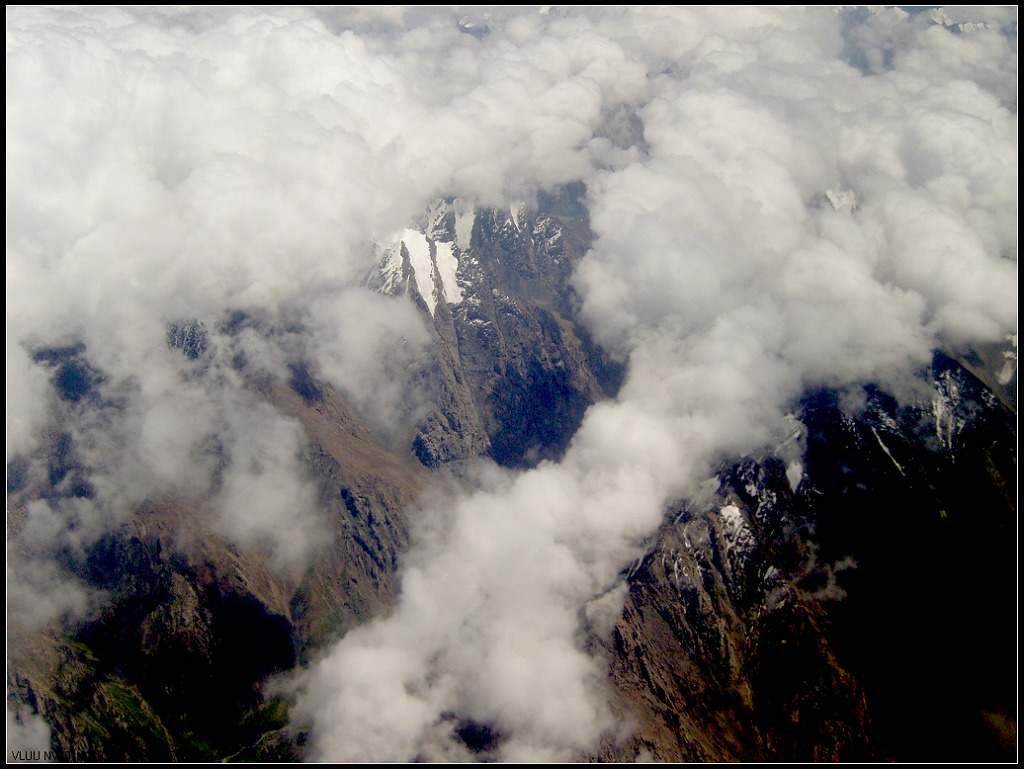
(7, 185, 1016, 761)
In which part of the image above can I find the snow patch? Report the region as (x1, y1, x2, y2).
(626, 552, 647, 579)
(719, 503, 755, 565)
(510, 202, 526, 232)
(998, 333, 1017, 386)
(375, 206, 467, 315)
(870, 427, 905, 476)
(425, 199, 448, 240)
(874, 409, 900, 433)
(931, 371, 965, 452)
(400, 228, 437, 315)
(825, 188, 857, 213)
(720, 504, 742, 531)
(434, 240, 462, 304)
(376, 242, 405, 295)
(785, 460, 803, 491)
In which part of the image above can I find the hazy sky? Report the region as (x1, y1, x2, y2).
(6, 5, 1017, 761)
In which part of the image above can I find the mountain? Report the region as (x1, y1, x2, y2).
(368, 184, 622, 468)
(601, 352, 1016, 762)
(6, 185, 1017, 762)
(8, 378, 422, 760)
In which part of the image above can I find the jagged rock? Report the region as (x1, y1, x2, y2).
(602, 353, 1015, 762)
(6, 374, 422, 761)
(166, 320, 209, 361)
(6, 189, 1015, 763)
(9, 638, 176, 762)
(371, 184, 623, 468)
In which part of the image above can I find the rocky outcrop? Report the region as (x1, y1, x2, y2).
(603, 352, 1016, 762)
(9, 637, 176, 762)
(6, 190, 628, 758)
(7, 188, 1015, 763)
(266, 381, 423, 652)
(374, 184, 624, 469)
(7, 373, 424, 761)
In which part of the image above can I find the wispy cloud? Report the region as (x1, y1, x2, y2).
(6, 5, 1016, 761)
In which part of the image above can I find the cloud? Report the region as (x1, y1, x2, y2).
(5, 342, 51, 460)
(291, 459, 634, 762)
(7, 5, 1016, 763)
(293, 7, 1015, 761)
(7, 5, 454, 587)
(306, 288, 434, 442)
(6, 705, 53, 762)
(6, 546, 95, 644)
(211, 400, 324, 573)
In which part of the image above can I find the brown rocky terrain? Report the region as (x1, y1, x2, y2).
(7, 189, 1017, 762)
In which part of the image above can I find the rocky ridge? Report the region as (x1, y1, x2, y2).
(6, 186, 1017, 762)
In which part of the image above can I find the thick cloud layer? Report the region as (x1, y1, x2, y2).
(6, 5, 1017, 762)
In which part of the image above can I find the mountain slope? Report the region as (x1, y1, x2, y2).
(603, 352, 1016, 762)
(7, 190, 1016, 763)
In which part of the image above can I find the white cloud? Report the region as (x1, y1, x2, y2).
(6, 548, 95, 641)
(6, 342, 51, 460)
(307, 288, 433, 442)
(7, 5, 1016, 763)
(6, 705, 53, 762)
(212, 401, 324, 573)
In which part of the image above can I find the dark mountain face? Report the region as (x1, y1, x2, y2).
(381, 185, 624, 469)
(6, 188, 1016, 763)
(7, 381, 423, 761)
(6, 186, 622, 761)
(794, 357, 1016, 762)
(602, 352, 1016, 762)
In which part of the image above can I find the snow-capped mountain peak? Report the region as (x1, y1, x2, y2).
(373, 201, 472, 316)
